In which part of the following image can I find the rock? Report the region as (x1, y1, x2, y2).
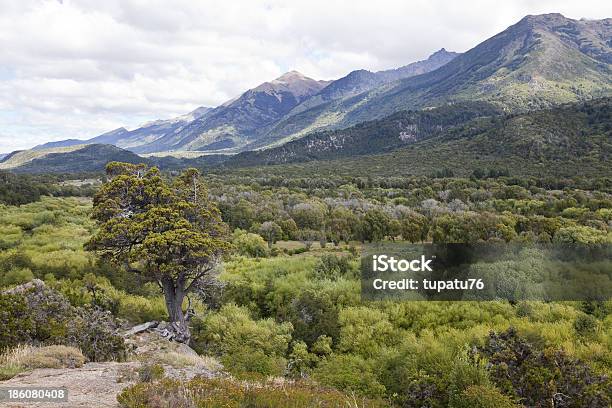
(123, 321, 158, 337)
(3, 278, 46, 295)
(1, 362, 140, 408)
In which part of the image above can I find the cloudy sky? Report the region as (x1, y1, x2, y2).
(0, 0, 610, 152)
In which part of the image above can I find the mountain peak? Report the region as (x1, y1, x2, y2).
(516, 13, 570, 28)
(272, 70, 310, 84)
(427, 48, 458, 61)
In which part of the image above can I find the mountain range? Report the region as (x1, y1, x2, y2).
(34, 49, 460, 154)
(4, 13, 612, 175)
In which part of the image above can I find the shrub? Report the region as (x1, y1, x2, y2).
(0, 267, 34, 287)
(449, 385, 518, 408)
(476, 328, 612, 407)
(312, 254, 354, 280)
(0, 345, 85, 380)
(221, 348, 286, 380)
(1, 281, 126, 362)
(313, 354, 386, 397)
(287, 290, 341, 347)
(67, 306, 127, 362)
(338, 307, 397, 357)
(573, 314, 600, 338)
(0, 293, 34, 351)
(138, 363, 165, 383)
(232, 229, 268, 257)
(117, 377, 387, 408)
(192, 304, 292, 358)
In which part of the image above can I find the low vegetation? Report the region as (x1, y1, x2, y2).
(0, 345, 85, 380)
(0, 164, 610, 406)
(117, 377, 388, 408)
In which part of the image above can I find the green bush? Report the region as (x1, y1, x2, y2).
(0, 293, 35, 351)
(0, 267, 34, 287)
(232, 229, 268, 258)
(0, 281, 125, 362)
(222, 348, 286, 380)
(138, 363, 165, 383)
(193, 304, 292, 357)
(313, 354, 386, 397)
(338, 306, 397, 357)
(573, 314, 600, 338)
(449, 385, 518, 408)
(477, 328, 612, 407)
(312, 254, 354, 280)
(117, 377, 388, 408)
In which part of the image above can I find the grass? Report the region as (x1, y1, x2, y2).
(147, 351, 221, 371)
(117, 377, 389, 408)
(0, 345, 86, 380)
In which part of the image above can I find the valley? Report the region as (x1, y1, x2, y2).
(1, 10, 611, 408)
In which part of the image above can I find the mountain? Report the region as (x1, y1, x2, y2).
(32, 106, 212, 151)
(6, 98, 610, 176)
(229, 101, 502, 166)
(279, 49, 459, 118)
(23, 14, 612, 157)
(33, 127, 130, 150)
(1, 143, 229, 174)
(226, 97, 611, 178)
(35, 52, 457, 155)
(128, 71, 331, 153)
(0, 144, 146, 173)
(256, 14, 612, 148)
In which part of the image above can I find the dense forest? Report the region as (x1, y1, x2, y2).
(1, 165, 610, 407)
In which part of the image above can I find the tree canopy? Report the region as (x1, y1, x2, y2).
(86, 162, 229, 341)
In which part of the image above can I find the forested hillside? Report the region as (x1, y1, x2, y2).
(226, 98, 611, 178)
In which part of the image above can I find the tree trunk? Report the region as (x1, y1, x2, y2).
(161, 277, 190, 343)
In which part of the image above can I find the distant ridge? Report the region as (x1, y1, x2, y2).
(258, 13, 612, 147)
(19, 13, 612, 159)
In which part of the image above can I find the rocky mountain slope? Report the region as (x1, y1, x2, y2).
(226, 97, 611, 178)
(273, 49, 459, 120)
(230, 101, 502, 165)
(33, 107, 212, 152)
(135, 71, 331, 153)
(257, 14, 612, 147)
(35, 51, 458, 155)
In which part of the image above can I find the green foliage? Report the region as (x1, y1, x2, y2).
(117, 377, 387, 408)
(86, 163, 230, 340)
(337, 307, 397, 357)
(312, 254, 354, 280)
(49, 274, 168, 323)
(221, 349, 286, 380)
(232, 229, 268, 257)
(553, 225, 611, 244)
(0, 282, 125, 361)
(476, 328, 612, 407)
(313, 354, 386, 397)
(1, 159, 611, 406)
(192, 304, 292, 356)
(0, 171, 94, 205)
(0, 293, 34, 351)
(449, 385, 518, 408)
(137, 363, 165, 383)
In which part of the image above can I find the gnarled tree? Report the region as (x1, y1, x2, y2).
(86, 162, 229, 342)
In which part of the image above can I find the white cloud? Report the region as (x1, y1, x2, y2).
(0, 0, 610, 151)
